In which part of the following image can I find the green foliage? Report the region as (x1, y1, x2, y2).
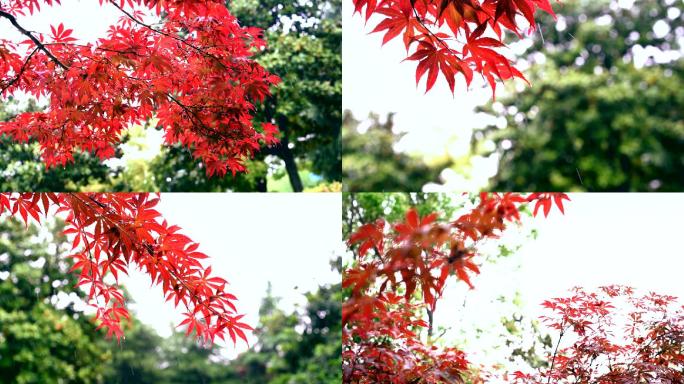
(0, 219, 110, 383)
(342, 111, 450, 192)
(228, 280, 342, 384)
(343, 192, 458, 236)
(475, 0, 684, 191)
(148, 144, 269, 192)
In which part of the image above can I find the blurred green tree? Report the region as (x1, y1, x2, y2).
(232, 0, 342, 189)
(474, 0, 684, 191)
(0, 218, 111, 383)
(227, 275, 342, 383)
(342, 111, 451, 192)
(342, 192, 459, 236)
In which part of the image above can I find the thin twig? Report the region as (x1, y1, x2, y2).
(547, 326, 566, 384)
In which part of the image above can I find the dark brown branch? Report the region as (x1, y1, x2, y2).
(0, 10, 69, 70)
(547, 326, 566, 384)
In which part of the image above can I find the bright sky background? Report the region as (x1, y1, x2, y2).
(0, 0, 119, 44)
(427, 193, 684, 374)
(120, 193, 341, 358)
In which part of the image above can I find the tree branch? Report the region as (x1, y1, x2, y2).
(0, 10, 69, 70)
(68, 193, 234, 330)
(107, 1, 230, 71)
(547, 326, 566, 384)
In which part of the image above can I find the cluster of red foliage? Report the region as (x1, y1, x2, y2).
(352, 0, 557, 96)
(511, 285, 684, 383)
(342, 192, 568, 383)
(0, 0, 279, 176)
(0, 192, 251, 346)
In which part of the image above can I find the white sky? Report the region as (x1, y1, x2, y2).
(0, 0, 120, 46)
(427, 193, 684, 374)
(120, 193, 341, 358)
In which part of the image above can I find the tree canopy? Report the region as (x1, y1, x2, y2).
(342, 192, 567, 383)
(474, 0, 684, 191)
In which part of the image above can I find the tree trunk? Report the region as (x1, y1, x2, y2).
(278, 136, 303, 192)
(255, 176, 267, 192)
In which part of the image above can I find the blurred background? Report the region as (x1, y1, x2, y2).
(0, 0, 341, 192)
(343, 0, 684, 191)
(0, 194, 342, 383)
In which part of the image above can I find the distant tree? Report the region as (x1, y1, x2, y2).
(0, 218, 110, 383)
(343, 111, 450, 192)
(229, 271, 342, 383)
(475, 0, 684, 191)
(232, 0, 342, 190)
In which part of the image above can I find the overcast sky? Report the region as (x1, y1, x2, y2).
(427, 193, 684, 374)
(121, 193, 341, 358)
(0, 0, 120, 46)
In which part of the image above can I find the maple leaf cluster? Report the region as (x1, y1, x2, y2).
(0, 192, 251, 346)
(0, 0, 280, 177)
(510, 285, 684, 383)
(342, 192, 568, 383)
(353, 0, 558, 96)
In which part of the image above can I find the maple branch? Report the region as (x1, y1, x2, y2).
(107, 1, 230, 71)
(0, 10, 69, 70)
(411, 7, 461, 55)
(69, 193, 235, 331)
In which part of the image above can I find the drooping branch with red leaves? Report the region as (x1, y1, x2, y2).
(342, 192, 568, 383)
(511, 285, 684, 383)
(0, 192, 251, 346)
(0, 0, 280, 176)
(352, 0, 558, 96)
